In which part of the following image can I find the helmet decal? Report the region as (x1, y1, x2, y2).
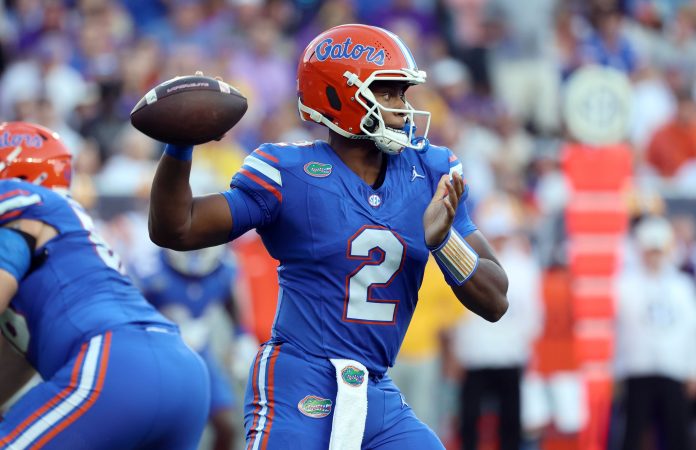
(0, 131, 43, 148)
(315, 38, 386, 66)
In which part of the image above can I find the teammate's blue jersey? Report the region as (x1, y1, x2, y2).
(0, 179, 172, 379)
(137, 251, 236, 318)
(228, 140, 475, 375)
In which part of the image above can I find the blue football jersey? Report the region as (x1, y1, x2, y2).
(137, 251, 237, 318)
(229, 141, 476, 375)
(0, 179, 172, 379)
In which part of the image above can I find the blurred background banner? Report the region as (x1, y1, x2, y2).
(562, 140, 632, 450)
(3, 1, 696, 449)
(563, 65, 632, 147)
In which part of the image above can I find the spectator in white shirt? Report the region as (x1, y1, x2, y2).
(614, 215, 696, 450)
(449, 195, 544, 450)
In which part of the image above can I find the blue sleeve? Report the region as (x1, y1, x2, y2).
(0, 181, 43, 226)
(229, 145, 284, 223)
(221, 187, 268, 240)
(441, 147, 478, 238)
(0, 228, 32, 282)
(453, 190, 477, 238)
(623, 39, 638, 73)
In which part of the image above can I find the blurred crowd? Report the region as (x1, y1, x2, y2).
(3, 0, 696, 449)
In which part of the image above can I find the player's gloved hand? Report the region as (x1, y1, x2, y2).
(229, 332, 259, 383)
(178, 320, 210, 352)
(423, 171, 465, 247)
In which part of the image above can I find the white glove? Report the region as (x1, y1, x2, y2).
(229, 333, 259, 383)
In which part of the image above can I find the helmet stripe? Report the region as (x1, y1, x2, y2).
(379, 28, 417, 70)
(0, 147, 23, 173)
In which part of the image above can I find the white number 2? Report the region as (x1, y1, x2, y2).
(344, 227, 405, 324)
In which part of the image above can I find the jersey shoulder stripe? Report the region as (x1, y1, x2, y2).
(446, 153, 467, 197)
(230, 141, 318, 207)
(255, 149, 279, 164)
(0, 189, 42, 221)
(448, 158, 463, 178)
(238, 168, 282, 203)
(243, 153, 282, 186)
(416, 145, 460, 177)
(417, 145, 468, 199)
(234, 145, 286, 203)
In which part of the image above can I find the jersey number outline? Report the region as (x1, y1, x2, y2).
(343, 226, 406, 324)
(67, 197, 125, 274)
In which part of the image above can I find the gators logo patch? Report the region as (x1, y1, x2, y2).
(304, 162, 332, 178)
(340, 366, 365, 387)
(315, 38, 386, 66)
(298, 395, 333, 418)
(0, 132, 43, 148)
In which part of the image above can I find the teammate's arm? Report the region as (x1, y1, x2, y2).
(0, 229, 36, 405)
(149, 150, 234, 250)
(0, 227, 32, 313)
(0, 270, 18, 314)
(424, 172, 508, 322)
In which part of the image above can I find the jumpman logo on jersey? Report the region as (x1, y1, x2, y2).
(410, 166, 425, 182)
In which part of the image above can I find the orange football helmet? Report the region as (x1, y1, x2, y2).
(0, 122, 72, 189)
(163, 245, 228, 277)
(297, 24, 431, 155)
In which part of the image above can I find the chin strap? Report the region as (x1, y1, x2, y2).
(403, 122, 430, 152)
(373, 122, 430, 155)
(298, 98, 370, 141)
(373, 127, 410, 155)
(410, 136, 430, 152)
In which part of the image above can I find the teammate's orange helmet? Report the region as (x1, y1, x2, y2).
(0, 122, 72, 189)
(297, 24, 431, 155)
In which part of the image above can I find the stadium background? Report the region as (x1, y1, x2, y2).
(2, 0, 696, 449)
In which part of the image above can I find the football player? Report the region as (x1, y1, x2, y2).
(0, 121, 210, 450)
(149, 24, 509, 450)
(134, 246, 247, 450)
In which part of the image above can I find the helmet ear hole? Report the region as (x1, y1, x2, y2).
(325, 86, 342, 111)
(362, 116, 376, 132)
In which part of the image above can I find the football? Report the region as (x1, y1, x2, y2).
(130, 75, 248, 146)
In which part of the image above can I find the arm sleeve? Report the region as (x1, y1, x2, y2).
(221, 187, 269, 240)
(448, 150, 477, 237)
(227, 144, 285, 237)
(0, 228, 32, 282)
(453, 193, 477, 238)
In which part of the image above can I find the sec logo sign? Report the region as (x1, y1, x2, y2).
(563, 65, 632, 146)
